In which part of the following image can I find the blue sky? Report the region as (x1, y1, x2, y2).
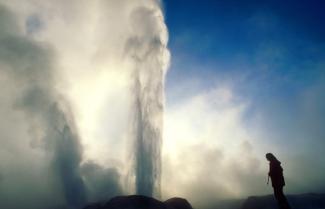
(164, 0, 325, 136)
(162, 0, 325, 195)
(164, 0, 325, 92)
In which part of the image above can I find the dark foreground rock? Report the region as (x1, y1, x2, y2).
(241, 193, 325, 209)
(165, 197, 193, 209)
(82, 195, 193, 209)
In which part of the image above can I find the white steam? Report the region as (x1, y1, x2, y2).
(0, 0, 169, 208)
(126, 3, 170, 197)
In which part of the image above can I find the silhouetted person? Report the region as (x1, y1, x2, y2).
(266, 153, 291, 209)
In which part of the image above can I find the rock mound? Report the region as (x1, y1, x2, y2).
(241, 193, 325, 209)
(165, 197, 193, 209)
(82, 195, 193, 209)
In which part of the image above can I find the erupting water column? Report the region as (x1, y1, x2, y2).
(126, 2, 170, 197)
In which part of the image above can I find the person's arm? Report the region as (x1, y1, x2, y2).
(267, 163, 271, 185)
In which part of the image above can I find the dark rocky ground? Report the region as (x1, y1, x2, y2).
(82, 193, 325, 209)
(82, 195, 193, 209)
(241, 193, 325, 209)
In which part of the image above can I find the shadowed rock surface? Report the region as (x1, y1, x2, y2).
(241, 193, 325, 209)
(82, 195, 193, 209)
(82, 193, 325, 209)
(165, 198, 193, 209)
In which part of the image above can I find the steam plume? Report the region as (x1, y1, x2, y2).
(0, 5, 86, 207)
(126, 1, 170, 197)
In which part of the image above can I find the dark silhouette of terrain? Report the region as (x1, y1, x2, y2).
(82, 195, 193, 209)
(241, 193, 325, 209)
(165, 197, 193, 209)
(82, 193, 325, 209)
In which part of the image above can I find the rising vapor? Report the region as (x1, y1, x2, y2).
(0, 5, 86, 208)
(126, 1, 170, 197)
(0, 0, 170, 208)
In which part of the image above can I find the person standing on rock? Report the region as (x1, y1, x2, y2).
(266, 153, 291, 209)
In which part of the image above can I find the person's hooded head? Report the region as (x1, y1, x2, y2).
(266, 153, 279, 162)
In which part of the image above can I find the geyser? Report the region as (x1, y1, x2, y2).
(127, 2, 170, 197)
(0, 7, 87, 207)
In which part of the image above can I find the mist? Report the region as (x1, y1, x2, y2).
(0, 0, 168, 208)
(126, 4, 169, 197)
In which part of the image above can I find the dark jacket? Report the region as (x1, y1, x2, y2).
(269, 159, 285, 187)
